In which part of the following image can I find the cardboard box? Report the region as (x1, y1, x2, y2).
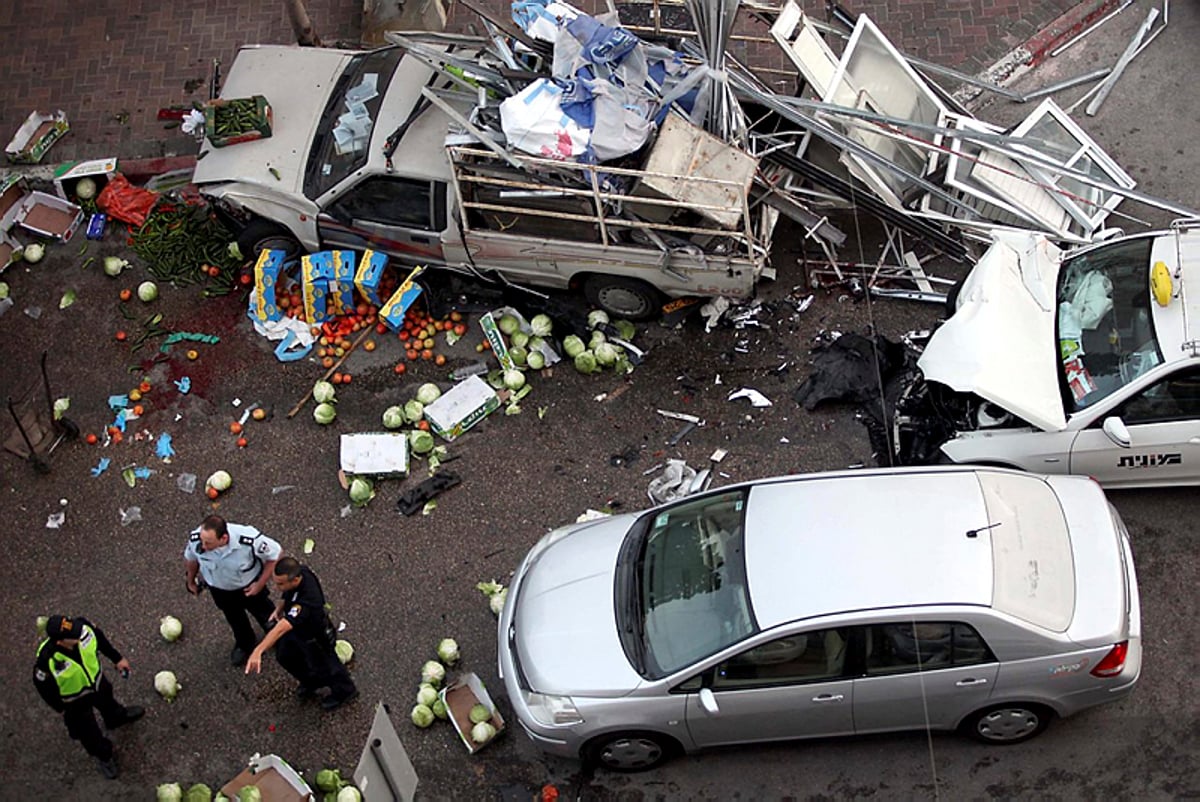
(5, 110, 69, 164)
(440, 672, 506, 754)
(378, 266, 426, 330)
(252, 249, 287, 322)
(328, 250, 357, 316)
(219, 753, 314, 802)
(422, 375, 500, 442)
(478, 306, 561, 371)
(15, 190, 83, 242)
(355, 249, 389, 305)
(301, 251, 334, 323)
(205, 95, 273, 148)
(340, 432, 410, 478)
(53, 157, 118, 202)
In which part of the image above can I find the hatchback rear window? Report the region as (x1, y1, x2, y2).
(980, 472, 1076, 631)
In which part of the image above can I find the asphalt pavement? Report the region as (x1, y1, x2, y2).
(2, 2, 1199, 800)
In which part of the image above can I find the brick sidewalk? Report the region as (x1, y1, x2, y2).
(1, 0, 1080, 165)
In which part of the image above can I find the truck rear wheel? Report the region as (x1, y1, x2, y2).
(583, 276, 661, 321)
(237, 219, 302, 263)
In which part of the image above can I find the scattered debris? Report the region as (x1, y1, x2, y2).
(727, 387, 772, 407)
(647, 459, 711, 504)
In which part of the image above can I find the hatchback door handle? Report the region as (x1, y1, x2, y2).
(812, 694, 844, 703)
(955, 678, 988, 687)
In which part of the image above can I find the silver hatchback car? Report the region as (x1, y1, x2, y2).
(497, 466, 1141, 771)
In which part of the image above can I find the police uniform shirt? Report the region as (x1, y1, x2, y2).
(182, 523, 282, 591)
(282, 566, 329, 640)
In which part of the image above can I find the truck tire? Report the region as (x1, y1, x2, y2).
(237, 219, 302, 263)
(583, 276, 661, 321)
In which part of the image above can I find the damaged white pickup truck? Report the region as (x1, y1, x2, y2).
(895, 222, 1200, 488)
(192, 42, 775, 320)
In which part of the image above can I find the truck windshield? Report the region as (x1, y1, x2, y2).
(1057, 237, 1160, 413)
(619, 489, 756, 679)
(304, 47, 404, 201)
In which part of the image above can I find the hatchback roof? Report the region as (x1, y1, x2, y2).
(742, 469, 1071, 629)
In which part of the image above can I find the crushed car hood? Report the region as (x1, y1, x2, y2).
(192, 45, 354, 195)
(919, 231, 1068, 432)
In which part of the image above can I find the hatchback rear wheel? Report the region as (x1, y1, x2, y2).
(963, 703, 1052, 744)
(584, 731, 678, 772)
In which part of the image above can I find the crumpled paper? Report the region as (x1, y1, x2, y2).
(180, 109, 206, 136)
(647, 459, 701, 504)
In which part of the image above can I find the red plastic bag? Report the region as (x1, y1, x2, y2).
(97, 173, 158, 227)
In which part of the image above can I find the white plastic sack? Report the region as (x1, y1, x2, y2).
(500, 79, 591, 159)
(512, 0, 580, 43)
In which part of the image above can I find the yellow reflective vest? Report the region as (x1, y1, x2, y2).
(37, 624, 103, 702)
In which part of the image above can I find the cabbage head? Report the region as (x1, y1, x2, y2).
(312, 381, 337, 404)
(403, 400, 425, 424)
(313, 402, 337, 425)
(593, 342, 619, 367)
(160, 615, 183, 642)
(337, 788, 362, 802)
(335, 639, 354, 665)
(562, 335, 585, 359)
(587, 309, 610, 329)
(185, 784, 213, 802)
(471, 721, 497, 744)
(574, 351, 597, 374)
(416, 383, 442, 405)
(529, 314, 553, 337)
(157, 784, 183, 802)
(349, 477, 374, 506)
(420, 660, 446, 687)
(437, 638, 460, 665)
(409, 429, 435, 455)
(411, 703, 435, 728)
(238, 787, 262, 802)
(382, 405, 405, 429)
(417, 684, 439, 707)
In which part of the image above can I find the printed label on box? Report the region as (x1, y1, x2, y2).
(423, 375, 500, 441)
(252, 248, 286, 322)
(329, 250, 357, 316)
(379, 266, 426, 330)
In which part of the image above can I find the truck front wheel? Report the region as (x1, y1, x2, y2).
(237, 219, 302, 263)
(583, 276, 661, 321)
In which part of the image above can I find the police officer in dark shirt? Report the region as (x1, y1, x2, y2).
(33, 615, 144, 779)
(245, 557, 359, 711)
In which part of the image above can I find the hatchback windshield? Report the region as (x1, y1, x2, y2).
(1057, 237, 1160, 413)
(620, 489, 756, 678)
(304, 47, 404, 200)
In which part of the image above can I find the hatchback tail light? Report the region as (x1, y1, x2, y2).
(1090, 641, 1128, 677)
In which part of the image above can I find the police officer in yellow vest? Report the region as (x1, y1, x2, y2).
(33, 615, 144, 779)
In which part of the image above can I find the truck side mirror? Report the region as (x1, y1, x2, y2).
(1102, 416, 1132, 448)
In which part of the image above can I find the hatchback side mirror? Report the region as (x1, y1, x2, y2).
(698, 687, 720, 715)
(1102, 416, 1132, 448)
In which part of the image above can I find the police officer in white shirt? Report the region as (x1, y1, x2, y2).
(184, 514, 282, 666)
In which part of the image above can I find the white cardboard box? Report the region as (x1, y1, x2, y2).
(219, 753, 314, 801)
(340, 432, 410, 477)
(422, 375, 500, 442)
(440, 672, 506, 754)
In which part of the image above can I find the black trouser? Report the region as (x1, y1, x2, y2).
(62, 676, 129, 760)
(209, 584, 274, 653)
(276, 631, 356, 700)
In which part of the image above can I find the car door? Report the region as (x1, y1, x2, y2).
(317, 175, 448, 265)
(852, 622, 999, 734)
(1069, 365, 1200, 487)
(683, 628, 854, 747)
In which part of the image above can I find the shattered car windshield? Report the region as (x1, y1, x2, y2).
(622, 489, 756, 679)
(304, 47, 404, 200)
(1057, 237, 1160, 413)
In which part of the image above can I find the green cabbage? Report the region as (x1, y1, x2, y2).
(313, 381, 337, 404)
(335, 639, 354, 665)
(594, 342, 619, 367)
(490, 587, 508, 616)
(403, 399, 424, 424)
(510, 330, 530, 350)
(349, 477, 374, 506)
(497, 314, 520, 335)
(337, 788, 362, 802)
(589, 329, 606, 349)
(587, 309, 610, 329)
(138, 281, 159, 302)
(503, 369, 526, 391)
(75, 177, 98, 200)
(103, 255, 128, 276)
(437, 638, 460, 665)
(432, 698, 448, 719)
(155, 670, 181, 701)
(508, 345, 528, 368)
(238, 788, 261, 802)
(471, 721, 497, 744)
(469, 703, 491, 724)
(315, 769, 343, 793)
(157, 784, 183, 802)
(409, 429, 435, 455)
(411, 703, 435, 728)
(313, 402, 337, 425)
(207, 470, 232, 492)
(160, 615, 183, 642)
(382, 406, 405, 429)
(614, 319, 637, 340)
(526, 351, 545, 371)
(0, 281, 8, 300)
(574, 351, 597, 374)
(416, 383, 442, 405)
(562, 335, 585, 359)
(420, 660, 446, 686)
(529, 314, 553, 337)
(185, 784, 213, 802)
(417, 684, 439, 707)
(23, 243, 46, 264)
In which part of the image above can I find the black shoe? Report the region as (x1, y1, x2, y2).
(231, 646, 249, 667)
(321, 688, 359, 711)
(295, 685, 319, 700)
(111, 706, 144, 728)
(97, 757, 119, 780)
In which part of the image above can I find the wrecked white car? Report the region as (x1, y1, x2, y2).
(895, 222, 1200, 488)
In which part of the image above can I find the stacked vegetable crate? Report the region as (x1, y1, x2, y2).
(204, 95, 273, 148)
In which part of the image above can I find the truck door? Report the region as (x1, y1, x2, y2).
(318, 176, 447, 266)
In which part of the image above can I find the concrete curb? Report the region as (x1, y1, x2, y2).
(968, 0, 1121, 96)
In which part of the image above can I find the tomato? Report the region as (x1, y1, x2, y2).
(236, 437, 248, 448)
(206, 486, 219, 500)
